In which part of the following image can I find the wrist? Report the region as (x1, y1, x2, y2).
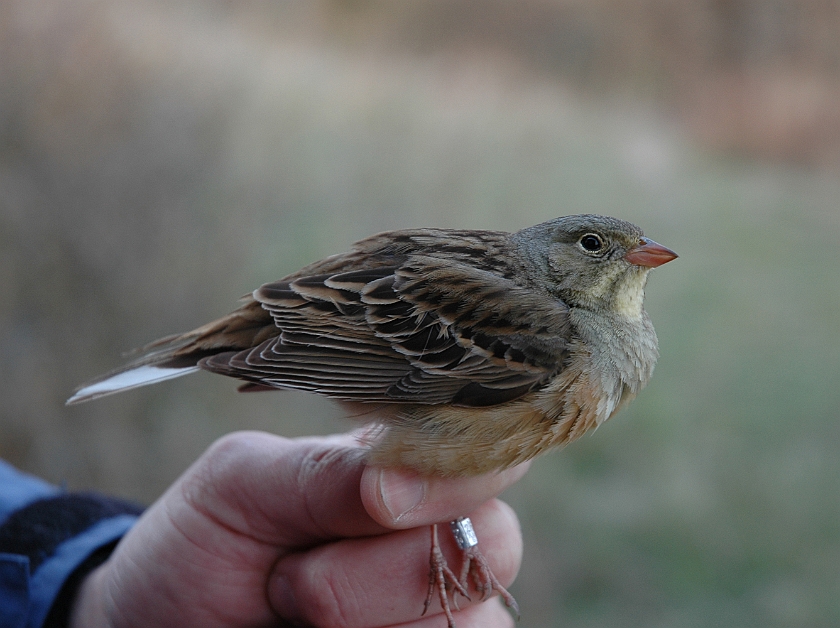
(68, 562, 111, 628)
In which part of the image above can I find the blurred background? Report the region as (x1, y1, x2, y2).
(2, 1, 840, 626)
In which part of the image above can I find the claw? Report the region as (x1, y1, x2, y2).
(459, 545, 520, 618)
(424, 524, 470, 628)
(422, 519, 521, 627)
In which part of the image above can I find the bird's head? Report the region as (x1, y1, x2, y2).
(513, 214, 677, 319)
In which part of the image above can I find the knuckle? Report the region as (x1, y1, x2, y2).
(295, 445, 366, 534)
(203, 431, 265, 469)
(181, 431, 279, 515)
(294, 559, 359, 628)
(296, 443, 364, 490)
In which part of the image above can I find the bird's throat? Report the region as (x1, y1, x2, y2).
(609, 268, 650, 320)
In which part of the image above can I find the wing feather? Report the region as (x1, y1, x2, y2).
(198, 248, 572, 406)
(69, 228, 573, 407)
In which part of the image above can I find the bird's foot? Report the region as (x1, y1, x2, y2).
(423, 518, 520, 627)
(423, 523, 470, 628)
(458, 543, 520, 618)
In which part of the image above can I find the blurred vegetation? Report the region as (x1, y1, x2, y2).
(1, 1, 839, 626)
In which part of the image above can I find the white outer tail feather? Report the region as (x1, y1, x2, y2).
(66, 365, 200, 405)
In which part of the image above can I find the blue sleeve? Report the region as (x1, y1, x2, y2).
(0, 460, 143, 628)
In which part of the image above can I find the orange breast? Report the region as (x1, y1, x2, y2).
(364, 353, 608, 477)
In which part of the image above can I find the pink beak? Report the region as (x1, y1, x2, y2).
(624, 237, 678, 268)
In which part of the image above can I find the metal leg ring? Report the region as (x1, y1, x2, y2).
(449, 517, 479, 550)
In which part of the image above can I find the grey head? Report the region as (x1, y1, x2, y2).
(511, 214, 677, 318)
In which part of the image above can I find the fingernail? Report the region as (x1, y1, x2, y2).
(378, 468, 426, 523)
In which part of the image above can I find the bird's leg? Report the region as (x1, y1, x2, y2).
(450, 517, 520, 618)
(423, 518, 520, 627)
(423, 523, 469, 627)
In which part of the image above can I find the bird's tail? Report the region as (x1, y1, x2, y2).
(66, 340, 203, 405)
(66, 298, 274, 405)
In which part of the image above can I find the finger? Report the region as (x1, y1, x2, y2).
(360, 460, 531, 528)
(176, 430, 388, 548)
(268, 499, 522, 628)
(401, 596, 516, 628)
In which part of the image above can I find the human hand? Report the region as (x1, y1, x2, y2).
(69, 430, 527, 627)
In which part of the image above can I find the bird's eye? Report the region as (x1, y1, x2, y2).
(578, 233, 604, 253)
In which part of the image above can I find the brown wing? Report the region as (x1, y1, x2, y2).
(69, 228, 573, 407)
(200, 253, 572, 407)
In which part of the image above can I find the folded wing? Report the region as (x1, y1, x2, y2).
(202, 255, 572, 407)
(69, 231, 573, 408)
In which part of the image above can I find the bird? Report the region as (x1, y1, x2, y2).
(68, 214, 677, 626)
